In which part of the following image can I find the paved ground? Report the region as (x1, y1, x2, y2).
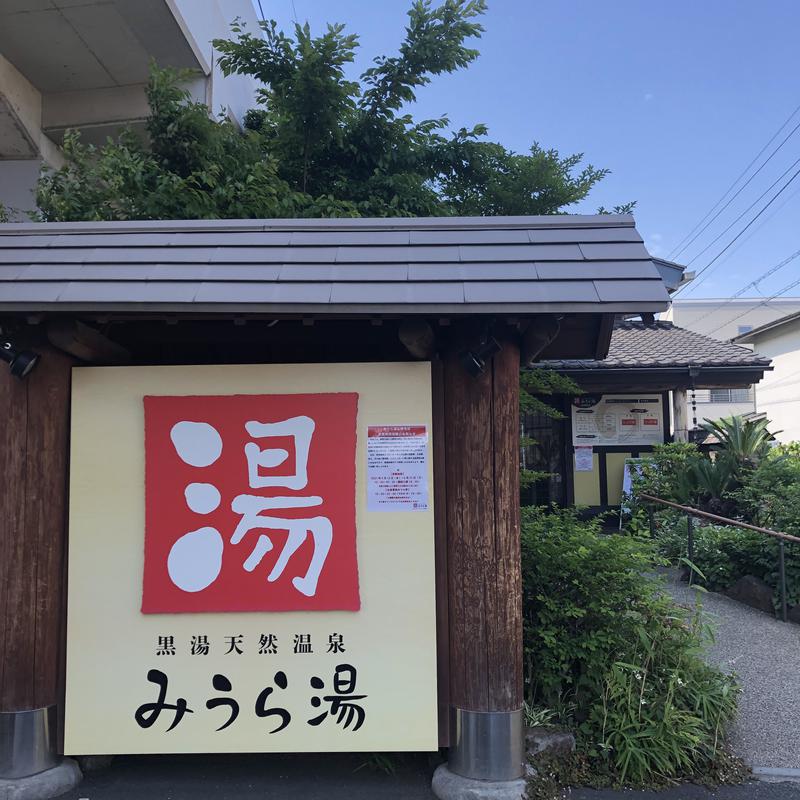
(663, 570, 800, 771)
(59, 754, 438, 800)
(56, 754, 800, 800)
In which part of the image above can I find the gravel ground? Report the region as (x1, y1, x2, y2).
(663, 570, 800, 771)
(569, 783, 800, 799)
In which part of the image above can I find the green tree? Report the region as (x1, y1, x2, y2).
(34, 0, 631, 221)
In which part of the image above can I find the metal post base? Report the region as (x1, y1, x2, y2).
(448, 707, 525, 782)
(0, 708, 59, 780)
(0, 758, 82, 800)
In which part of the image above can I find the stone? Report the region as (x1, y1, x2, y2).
(431, 764, 527, 800)
(525, 726, 575, 757)
(75, 754, 114, 773)
(724, 574, 775, 616)
(0, 759, 82, 800)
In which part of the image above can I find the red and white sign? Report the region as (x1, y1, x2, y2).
(142, 393, 359, 614)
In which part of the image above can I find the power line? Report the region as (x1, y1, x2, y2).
(687, 247, 800, 330)
(673, 163, 800, 297)
(672, 116, 800, 262)
(668, 101, 800, 261)
(704, 274, 800, 337)
(698, 181, 800, 273)
(257, 0, 265, 19)
(686, 155, 800, 270)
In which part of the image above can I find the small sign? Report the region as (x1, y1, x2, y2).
(574, 445, 594, 472)
(620, 457, 650, 518)
(572, 394, 664, 446)
(367, 425, 429, 512)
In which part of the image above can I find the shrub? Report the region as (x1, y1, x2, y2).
(521, 506, 739, 785)
(652, 514, 800, 610)
(631, 442, 704, 505)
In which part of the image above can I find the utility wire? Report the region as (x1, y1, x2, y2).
(673, 163, 800, 297)
(668, 101, 800, 260)
(704, 274, 800, 337)
(684, 247, 800, 330)
(672, 116, 800, 262)
(687, 155, 800, 269)
(699, 182, 800, 274)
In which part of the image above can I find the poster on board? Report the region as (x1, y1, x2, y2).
(366, 425, 429, 512)
(65, 362, 437, 756)
(571, 394, 664, 447)
(574, 445, 594, 472)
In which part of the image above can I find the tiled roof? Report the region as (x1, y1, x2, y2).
(0, 215, 669, 315)
(541, 320, 771, 370)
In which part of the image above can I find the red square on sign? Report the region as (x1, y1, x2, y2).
(142, 393, 359, 613)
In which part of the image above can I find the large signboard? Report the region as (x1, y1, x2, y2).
(65, 362, 437, 755)
(571, 394, 664, 446)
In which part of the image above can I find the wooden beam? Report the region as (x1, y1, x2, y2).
(0, 345, 74, 713)
(594, 313, 616, 360)
(47, 319, 130, 364)
(672, 388, 689, 442)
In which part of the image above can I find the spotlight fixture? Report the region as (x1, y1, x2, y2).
(460, 335, 502, 377)
(1, 340, 40, 379)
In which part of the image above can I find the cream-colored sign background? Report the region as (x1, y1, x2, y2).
(65, 362, 437, 754)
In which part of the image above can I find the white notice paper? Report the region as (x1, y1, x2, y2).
(367, 425, 429, 511)
(574, 445, 594, 472)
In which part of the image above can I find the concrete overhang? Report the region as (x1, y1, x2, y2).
(0, 0, 209, 157)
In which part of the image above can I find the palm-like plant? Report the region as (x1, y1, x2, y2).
(699, 415, 778, 471)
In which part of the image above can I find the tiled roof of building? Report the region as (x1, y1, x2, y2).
(541, 320, 771, 370)
(0, 215, 669, 315)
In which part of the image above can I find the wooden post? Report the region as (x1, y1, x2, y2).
(0, 344, 73, 777)
(672, 388, 689, 442)
(440, 334, 524, 782)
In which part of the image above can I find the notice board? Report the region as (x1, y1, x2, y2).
(65, 362, 437, 755)
(571, 394, 664, 447)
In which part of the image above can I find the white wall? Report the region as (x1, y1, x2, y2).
(170, 0, 261, 125)
(665, 298, 800, 341)
(690, 400, 756, 427)
(0, 159, 41, 216)
(748, 318, 800, 444)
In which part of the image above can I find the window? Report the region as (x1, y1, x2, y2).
(737, 325, 753, 335)
(708, 387, 754, 403)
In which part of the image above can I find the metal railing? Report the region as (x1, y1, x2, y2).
(639, 493, 800, 623)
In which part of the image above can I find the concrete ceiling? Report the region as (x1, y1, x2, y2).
(0, 0, 204, 93)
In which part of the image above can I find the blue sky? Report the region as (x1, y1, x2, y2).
(249, 1, 800, 299)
